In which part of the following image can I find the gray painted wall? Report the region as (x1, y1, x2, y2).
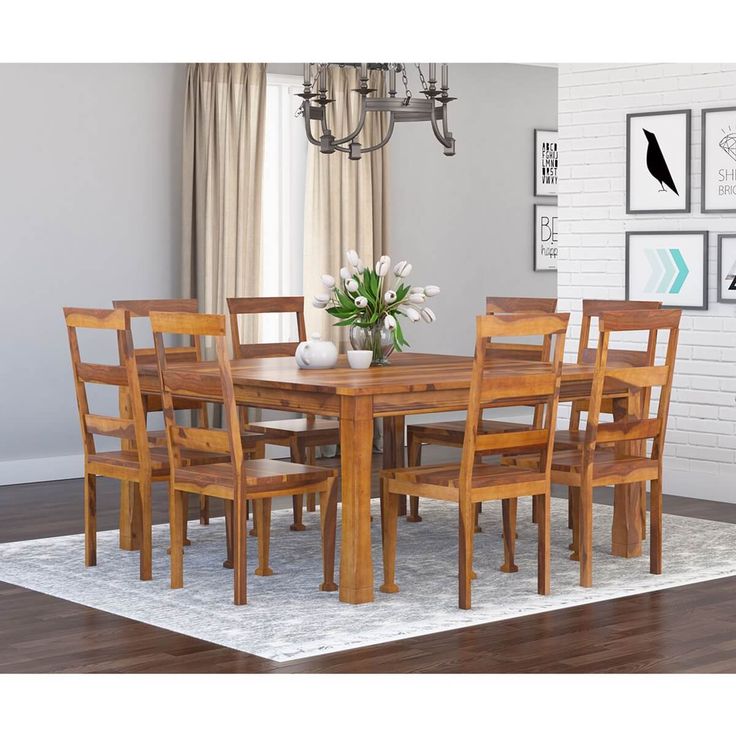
(387, 64, 558, 357)
(0, 64, 185, 480)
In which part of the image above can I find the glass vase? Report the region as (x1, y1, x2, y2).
(349, 323, 395, 366)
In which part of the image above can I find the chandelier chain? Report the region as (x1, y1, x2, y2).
(415, 63, 428, 91)
(401, 64, 412, 107)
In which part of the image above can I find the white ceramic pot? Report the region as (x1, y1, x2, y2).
(295, 333, 338, 370)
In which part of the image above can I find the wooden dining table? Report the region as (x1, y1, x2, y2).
(122, 352, 644, 604)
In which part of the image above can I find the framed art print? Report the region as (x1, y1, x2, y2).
(701, 107, 736, 213)
(626, 110, 691, 214)
(718, 234, 736, 303)
(626, 231, 708, 310)
(534, 129, 558, 197)
(533, 204, 557, 271)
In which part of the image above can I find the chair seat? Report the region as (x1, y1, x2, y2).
(385, 461, 545, 490)
(87, 446, 228, 477)
(174, 458, 337, 495)
(550, 447, 659, 484)
(408, 419, 532, 446)
(147, 429, 264, 450)
(245, 417, 339, 444)
(553, 429, 616, 450)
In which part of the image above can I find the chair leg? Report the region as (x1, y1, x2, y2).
(379, 484, 400, 594)
(500, 498, 519, 573)
(250, 502, 259, 537)
(474, 502, 483, 533)
(406, 435, 422, 522)
(579, 479, 593, 588)
(459, 500, 474, 610)
(650, 478, 662, 575)
(255, 498, 273, 576)
(289, 439, 306, 532)
(640, 481, 647, 541)
(319, 478, 338, 591)
(170, 489, 185, 589)
(569, 486, 580, 559)
(138, 479, 153, 581)
(305, 445, 317, 512)
(223, 499, 234, 569)
(182, 494, 191, 546)
(84, 473, 97, 567)
(567, 488, 573, 529)
(538, 492, 551, 595)
(199, 495, 210, 525)
(233, 495, 247, 605)
(532, 494, 539, 524)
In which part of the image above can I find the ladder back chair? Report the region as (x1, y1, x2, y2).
(556, 298, 662, 540)
(151, 311, 338, 605)
(112, 298, 214, 527)
(227, 296, 341, 532)
(381, 312, 569, 610)
(405, 296, 558, 526)
(63, 307, 227, 581)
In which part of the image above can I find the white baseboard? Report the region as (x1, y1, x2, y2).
(0, 454, 84, 486)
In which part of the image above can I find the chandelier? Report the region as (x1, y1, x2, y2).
(297, 63, 456, 160)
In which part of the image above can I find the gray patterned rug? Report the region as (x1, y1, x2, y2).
(1, 497, 735, 662)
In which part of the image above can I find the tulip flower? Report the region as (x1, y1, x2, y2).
(354, 296, 368, 309)
(314, 292, 330, 304)
(408, 293, 426, 304)
(356, 258, 365, 273)
(384, 290, 397, 304)
(311, 297, 327, 309)
(424, 285, 441, 297)
(394, 260, 412, 278)
(404, 306, 421, 322)
(409, 286, 425, 295)
(346, 249, 360, 267)
(321, 274, 336, 288)
(346, 279, 359, 293)
(375, 255, 391, 277)
(421, 307, 436, 323)
(384, 314, 397, 330)
(340, 266, 351, 281)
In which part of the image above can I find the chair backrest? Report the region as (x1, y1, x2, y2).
(63, 307, 151, 468)
(484, 296, 558, 362)
(227, 296, 307, 359)
(584, 309, 681, 465)
(151, 312, 243, 483)
(459, 312, 570, 491)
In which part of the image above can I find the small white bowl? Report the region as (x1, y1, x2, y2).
(347, 350, 372, 370)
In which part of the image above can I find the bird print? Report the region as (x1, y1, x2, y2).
(643, 129, 679, 195)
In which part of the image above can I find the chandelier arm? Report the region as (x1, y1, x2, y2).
(328, 96, 369, 145)
(302, 101, 323, 146)
(360, 113, 396, 153)
(429, 102, 452, 147)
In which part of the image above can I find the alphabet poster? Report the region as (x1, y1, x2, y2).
(534, 204, 558, 271)
(534, 129, 558, 196)
(702, 107, 736, 213)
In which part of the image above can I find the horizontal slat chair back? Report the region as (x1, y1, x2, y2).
(151, 312, 242, 477)
(585, 309, 681, 458)
(64, 307, 150, 465)
(227, 296, 307, 360)
(485, 296, 557, 362)
(460, 313, 569, 493)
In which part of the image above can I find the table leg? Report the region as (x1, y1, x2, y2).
(611, 392, 643, 558)
(118, 387, 141, 551)
(382, 416, 406, 515)
(339, 395, 374, 604)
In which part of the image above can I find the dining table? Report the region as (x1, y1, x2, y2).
(120, 352, 645, 604)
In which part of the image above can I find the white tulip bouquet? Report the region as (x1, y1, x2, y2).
(312, 249, 440, 357)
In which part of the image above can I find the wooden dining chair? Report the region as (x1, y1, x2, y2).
(63, 307, 229, 581)
(512, 309, 681, 587)
(151, 311, 338, 605)
(555, 299, 662, 540)
(227, 297, 341, 532)
(380, 312, 569, 610)
(405, 296, 558, 526)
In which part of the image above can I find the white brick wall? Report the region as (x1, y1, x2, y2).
(558, 63, 736, 504)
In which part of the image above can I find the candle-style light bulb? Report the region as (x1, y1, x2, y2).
(303, 63, 311, 86)
(319, 65, 327, 93)
(389, 64, 396, 95)
(441, 63, 448, 89)
(360, 63, 368, 79)
(429, 63, 437, 84)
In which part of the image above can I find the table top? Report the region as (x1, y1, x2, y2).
(139, 351, 601, 397)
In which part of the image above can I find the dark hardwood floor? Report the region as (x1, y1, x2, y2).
(1, 449, 735, 673)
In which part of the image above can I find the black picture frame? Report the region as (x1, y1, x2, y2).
(533, 203, 558, 272)
(534, 129, 558, 197)
(625, 231, 708, 310)
(701, 107, 736, 214)
(626, 109, 691, 215)
(717, 234, 736, 303)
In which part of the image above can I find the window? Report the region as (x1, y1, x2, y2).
(260, 74, 307, 343)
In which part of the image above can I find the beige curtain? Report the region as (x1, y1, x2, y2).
(303, 66, 389, 347)
(182, 63, 266, 346)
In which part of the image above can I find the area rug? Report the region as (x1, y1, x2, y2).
(1, 497, 735, 662)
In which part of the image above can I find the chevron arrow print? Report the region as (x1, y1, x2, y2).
(644, 248, 690, 294)
(727, 258, 736, 292)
